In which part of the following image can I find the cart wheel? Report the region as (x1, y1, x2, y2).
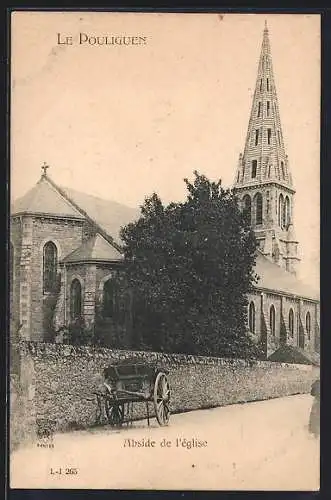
(153, 372, 171, 426)
(105, 401, 125, 427)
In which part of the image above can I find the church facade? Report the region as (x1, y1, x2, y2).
(10, 25, 320, 360)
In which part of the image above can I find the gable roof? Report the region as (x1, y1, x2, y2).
(62, 233, 123, 263)
(11, 174, 140, 247)
(11, 177, 85, 220)
(60, 186, 140, 247)
(254, 250, 319, 301)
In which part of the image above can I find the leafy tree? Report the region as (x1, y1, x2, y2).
(120, 171, 261, 359)
(94, 271, 132, 348)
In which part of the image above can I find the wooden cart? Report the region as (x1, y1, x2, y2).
(94, 361, 171, 427)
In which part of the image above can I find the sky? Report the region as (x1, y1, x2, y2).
(10, 12, 320, 289)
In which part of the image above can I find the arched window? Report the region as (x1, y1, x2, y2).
(282, 198, 287, 228)
(255, 193, 263, 225)
(269, 305, 276, 336)
(248, 301, 255, 333)
(284, 196, 290, 227)
(70, 279, 82, 321)
(103, 278, 117, 318)
(306, 312, 311, 340)
(289, 308, 294, 337)
(278, 194, 284, 227)
(43, 241, 58, 293)
(281, 161, 285, 179)
(242, 195, 252, 224)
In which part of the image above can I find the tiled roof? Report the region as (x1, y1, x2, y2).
(11, 177, 84, 219)
(254, 251, 319, 301)
(62, 234, 123, 263)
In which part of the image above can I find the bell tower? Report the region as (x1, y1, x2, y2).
(233, 22, 300, 275)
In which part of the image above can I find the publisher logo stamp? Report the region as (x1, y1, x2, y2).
(36, 418, 56, 448)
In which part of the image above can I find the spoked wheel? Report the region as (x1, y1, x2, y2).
(153, 372, 171, 426)
(105, 400, 125, 427)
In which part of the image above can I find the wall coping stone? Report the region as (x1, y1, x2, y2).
(13, 340, 316, 372)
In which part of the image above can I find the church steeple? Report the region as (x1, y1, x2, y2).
(233, 22, 300, 275)
(234, 21, 292, 190)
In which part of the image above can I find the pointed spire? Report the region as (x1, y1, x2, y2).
(233, 23, 294, 192)
(261, 19, 270, 56)
(232, 24, 300, 275)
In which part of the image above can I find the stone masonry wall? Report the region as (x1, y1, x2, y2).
(11, 341, 319, 449)
(31, 217, 85, 340)
(248, 288, 319, 359)
(10, 218, 23, 332)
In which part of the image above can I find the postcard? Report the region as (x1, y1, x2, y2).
(9, 11, 320, 491)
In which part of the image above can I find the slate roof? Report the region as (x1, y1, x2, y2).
(254, 251, 319, 301)
(11, 175, 140, 246)
(62, 233, 123, 263)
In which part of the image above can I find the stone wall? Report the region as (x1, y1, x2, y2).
(11, 341, 319, 450)
(10, 218, 22, 330)
(247, 289, 319, 358)
(31, 217, 85, 340)
(10, 214, 87, 341)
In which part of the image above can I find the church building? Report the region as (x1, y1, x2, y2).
(10, 24, 320, 360)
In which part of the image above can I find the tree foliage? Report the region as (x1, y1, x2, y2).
(120, 171, 261, 358)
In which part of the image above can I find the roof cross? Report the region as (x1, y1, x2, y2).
(41, 162, 50, 176)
